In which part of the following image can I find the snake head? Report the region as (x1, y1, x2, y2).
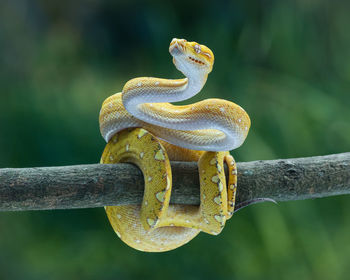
(169, 38, 214, 76)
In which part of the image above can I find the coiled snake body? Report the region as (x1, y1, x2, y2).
(99, 39, 250, 252)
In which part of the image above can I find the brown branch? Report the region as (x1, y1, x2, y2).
(0, 153, 349, 211)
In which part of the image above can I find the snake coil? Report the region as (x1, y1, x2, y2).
(99, 38, 250, 252)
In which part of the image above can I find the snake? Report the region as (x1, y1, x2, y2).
(99, 38, 250, 252)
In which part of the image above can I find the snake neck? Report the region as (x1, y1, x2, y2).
(184, 72, 208, 98)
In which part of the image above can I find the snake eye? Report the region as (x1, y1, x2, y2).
(193, 44, 201, 54)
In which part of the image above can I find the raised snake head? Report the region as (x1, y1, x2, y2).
(169, 38, 214, 76)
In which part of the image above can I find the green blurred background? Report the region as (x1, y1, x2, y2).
(0, 0, 350, 279)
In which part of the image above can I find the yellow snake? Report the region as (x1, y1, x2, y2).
(99, 38, 250, 252)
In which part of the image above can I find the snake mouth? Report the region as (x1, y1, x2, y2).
(188, 56, 205, 65)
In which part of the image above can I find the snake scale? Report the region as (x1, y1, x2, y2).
(99, 38, 250, 252)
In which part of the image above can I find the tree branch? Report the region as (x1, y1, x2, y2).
(0, 153, 349, 211)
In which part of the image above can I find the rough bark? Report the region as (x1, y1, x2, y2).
(0, 153, 349, 211)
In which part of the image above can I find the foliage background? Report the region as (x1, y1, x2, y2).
(0, 0, 350, 279)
